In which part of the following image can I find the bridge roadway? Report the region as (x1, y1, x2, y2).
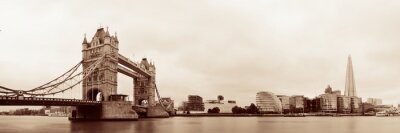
(117, 54, 151, 78)
(117, 65, 142, 78)
(0, 96, 101, 106)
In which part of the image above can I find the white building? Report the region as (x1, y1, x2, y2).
(204, 100, 237, 113)
(256, 91, 282, 113)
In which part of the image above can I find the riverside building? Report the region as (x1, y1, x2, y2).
(256, 91, 282, 113)
(203, 96, 237, 113)
(184, 95, 205, 111)
(277, 95, 290, 113)
(289, 95, 305, 113)
(337, 95, 351, 113)
(366, 98, 383, 105)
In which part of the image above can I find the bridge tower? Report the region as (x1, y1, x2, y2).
(134, 58, 156, 106)
(81, 27, 119, 101)
(133, 60, 169, 117)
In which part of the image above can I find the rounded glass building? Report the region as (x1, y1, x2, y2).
(256, 91, 282, 113)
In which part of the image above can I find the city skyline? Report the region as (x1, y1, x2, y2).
(1, 1, 400, 111)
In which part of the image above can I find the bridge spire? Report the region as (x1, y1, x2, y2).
(106, 26, 110, 37)
(114, 32, 119, 42)
(82, 33, 88, 44)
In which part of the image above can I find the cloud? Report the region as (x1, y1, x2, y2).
(1, 0, 400, 110)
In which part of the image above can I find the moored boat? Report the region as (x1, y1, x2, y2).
(376, 111, 389, 117)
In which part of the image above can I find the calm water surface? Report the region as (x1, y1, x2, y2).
(0, 116, 399, 133)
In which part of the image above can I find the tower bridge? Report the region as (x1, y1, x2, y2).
(0, 27, 171, 120)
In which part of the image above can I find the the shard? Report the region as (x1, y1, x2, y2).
(345, 55, 357, 96)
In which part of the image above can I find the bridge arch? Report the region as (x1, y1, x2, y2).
(138, 99, 148, 106)
(87, 88, 104, 101)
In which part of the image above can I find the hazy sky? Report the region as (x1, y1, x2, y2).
(1, 0, 400, 111)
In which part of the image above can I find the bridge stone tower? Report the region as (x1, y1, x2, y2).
(81, 27, 119, 101)
(134, 58, 156, 106)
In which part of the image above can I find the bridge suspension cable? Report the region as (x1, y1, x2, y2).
(0, 55, 107, 96)
(25, 56, 106, 96)
(0, 86, 15, 94)
(155, 84, 173, 111)
(26, 61, 82, 92)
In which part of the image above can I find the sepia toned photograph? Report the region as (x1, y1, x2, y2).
(0, 0, 399, 133)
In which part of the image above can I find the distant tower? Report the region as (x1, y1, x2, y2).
(345, 55, 356, 96)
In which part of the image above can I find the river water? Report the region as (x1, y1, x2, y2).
(0, 116, 398, 133)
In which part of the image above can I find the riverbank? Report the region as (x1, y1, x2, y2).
(175, 113, 283, 117)
(174, 113, 367, 117)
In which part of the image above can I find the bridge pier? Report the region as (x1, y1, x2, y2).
(69, 101, 138, 121)
(132, 104, 170, 118)
(146, 104, 170, 118)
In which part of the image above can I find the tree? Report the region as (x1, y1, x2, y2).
(246, 103, 260, 114)
(232, 106, 246, 114)
(212, 107, 220, 113)
(232, 106, 239, 113)
(186, 110, 191, 114)
(218, 95, 224, 102)
(207, 107, 220, 114)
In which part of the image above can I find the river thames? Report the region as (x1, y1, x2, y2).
(0, 116, 399, 133)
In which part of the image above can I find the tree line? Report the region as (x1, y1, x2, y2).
(207, 103, 260, 114)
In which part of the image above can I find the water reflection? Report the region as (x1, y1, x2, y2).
(1, 116, 400, 133)
(70, 121, 137, 133)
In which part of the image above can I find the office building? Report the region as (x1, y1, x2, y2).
(185, 95, 205, 111)
(345, 55, 357, 97)
(289, 95, 305, 113)
(366, 98, 383, 105)
(337, 95, 351, 113)
(350, 96, 362, 113)
(319, 93, 338, 113)
(277, 95, 290, 113)
(256, 91, 282, 113)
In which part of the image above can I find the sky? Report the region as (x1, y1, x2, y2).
(1, 0, 400, 111)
